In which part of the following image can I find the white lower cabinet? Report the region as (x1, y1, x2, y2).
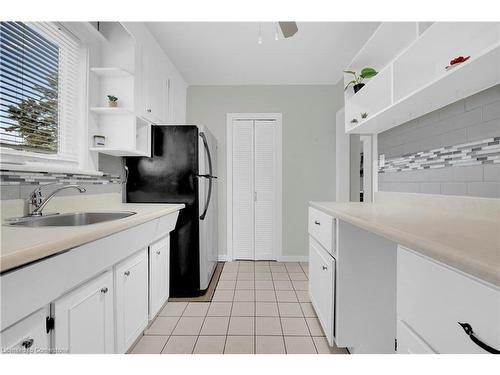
(54, 270, 115, 354)
(308, 207, 335, 255)
(0, 306, 50, 354)
(115, 249, 149, 353)
(309, 236, 335, 346)
(397, 246, 500, 354)
(149, 236, 170, 319)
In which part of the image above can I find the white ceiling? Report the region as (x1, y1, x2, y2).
(146, 22, 380, 86)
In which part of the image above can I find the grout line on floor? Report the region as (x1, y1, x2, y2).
(141, 260, 316, 354)
(159, 335, 170, 354)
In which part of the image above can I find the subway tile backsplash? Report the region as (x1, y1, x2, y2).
(0, 170, 122, 200)
(379, 137, 499, 173)
(378, 85, 500, 198)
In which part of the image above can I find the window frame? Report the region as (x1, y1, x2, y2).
(0, 22, 90, 174)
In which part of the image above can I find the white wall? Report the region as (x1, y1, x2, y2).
(335, 108, 350, 202)
(186, 84, 344, 258)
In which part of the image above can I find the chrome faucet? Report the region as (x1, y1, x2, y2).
(28, 184, 86, 216)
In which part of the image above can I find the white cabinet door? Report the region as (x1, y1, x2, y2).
(0, 306, 50, 354)
(115, 249, 148, 353)
(149, 236, 170, 319)
(254, 120, 276, 260)
(54, 271, 114, 354)
(309, 237, 335, 345)
(140, 45, 165, 124)
(232, 120, 255, 260)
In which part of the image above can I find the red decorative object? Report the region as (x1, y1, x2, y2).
(450, 56, 470, 65)
(445, 55, 470, 70)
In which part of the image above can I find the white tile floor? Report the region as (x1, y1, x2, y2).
(130, 261, 348, 354)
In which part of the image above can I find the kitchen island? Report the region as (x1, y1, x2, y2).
(308, 192, 499, 354)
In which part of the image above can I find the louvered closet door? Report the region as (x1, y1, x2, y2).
(254, 120, 276, 260)
(232, 119, 277, 261)
(232, 120, 255, 260)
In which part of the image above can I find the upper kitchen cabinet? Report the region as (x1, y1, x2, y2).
(124, 22, 188, 125)
(137, 42, 167, 124)
(87, 22, 151, 157)
(87, 22, 188, 157)
(344, 22, 500, 134)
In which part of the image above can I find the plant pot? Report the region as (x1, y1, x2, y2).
(108, 101, 118, 108)
(353, 83, 365, 94)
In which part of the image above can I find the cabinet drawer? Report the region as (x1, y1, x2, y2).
(308, 207, 335, 255)
(397, 246, 500, 354)
(0, 306, 50, 354)
(397, 320, 435, 354)
(309, 236, 335, 346)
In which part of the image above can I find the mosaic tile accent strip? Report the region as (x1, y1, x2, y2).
(0, 170, 121, 186)
(379, 137, 500, 173)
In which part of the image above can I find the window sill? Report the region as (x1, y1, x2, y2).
(1, 147, 102, 177)
(0, 162, 104, 177)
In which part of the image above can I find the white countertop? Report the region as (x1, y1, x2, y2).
(310, 196, 499, 287)
(0, 202, 184, 273)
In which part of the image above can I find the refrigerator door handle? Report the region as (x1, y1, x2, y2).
(199, 175, 212, 221)
(199, 132, 214, 221)
(199, 132, 213, 176)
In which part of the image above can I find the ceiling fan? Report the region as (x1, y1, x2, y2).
(278, 22, 298, 38)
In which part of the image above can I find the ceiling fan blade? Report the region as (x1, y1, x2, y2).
(278, 22, 298, 38)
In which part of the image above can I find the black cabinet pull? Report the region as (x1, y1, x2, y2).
(458, 322, 500, 354)
(21, 338, 34, 349)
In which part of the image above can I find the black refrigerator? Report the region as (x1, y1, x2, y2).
(125, 125, 218, 297)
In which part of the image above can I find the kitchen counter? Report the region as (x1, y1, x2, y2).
(310, 196, 500, 287)
(0, 202, 184, 273)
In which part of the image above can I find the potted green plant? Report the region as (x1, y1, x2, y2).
(107, 95, 118, 107)
(344, 68, 378, 93)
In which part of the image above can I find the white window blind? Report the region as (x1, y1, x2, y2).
(0, 21, 81, 160)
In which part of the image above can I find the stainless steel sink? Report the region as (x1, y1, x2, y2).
(7, 211, 136, 227)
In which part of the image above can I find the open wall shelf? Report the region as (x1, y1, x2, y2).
(89, 117, 151, 158)
(89, 147, 148, 157)
(344, 22, 500, 134)
(90, 107, 133, 115)
(346, 22, 417, 74)
(87, 23, 151, 158)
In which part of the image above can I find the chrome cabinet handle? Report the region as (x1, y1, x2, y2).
(314, 221, 321, 225)
(100, 287, 108, 294)
(21, 338, 34, 349)
(458, 322, 500, 354)
(156, 250, 161, 255)
(124, 271, 130, 276)
(147, 108, 152, 113)
(322, 266, 328, 270)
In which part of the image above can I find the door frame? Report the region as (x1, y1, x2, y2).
(226, 113, 282, 262)
(360, 135, 373, 202)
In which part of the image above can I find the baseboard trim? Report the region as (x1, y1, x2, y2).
(218, 255, 308, 262)
(277, 255, 308, 262)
